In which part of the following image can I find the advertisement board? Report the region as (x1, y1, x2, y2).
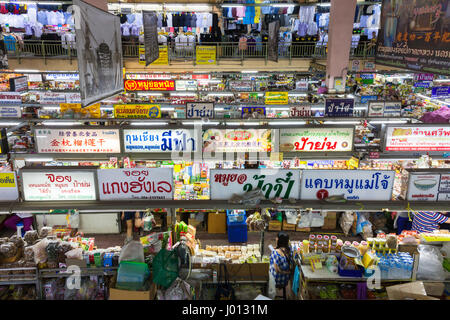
(186, 102, 214, 119)
(280, 127, 354, 152)
(0, 172, 19, 201)
(114, 104, 161, 118)
(124, 79, 175, 91)
(123, 129, 197, 152)
(384, 126, 450, 151)
(265, 92, 289, 105)
(202, 129, 272, 153)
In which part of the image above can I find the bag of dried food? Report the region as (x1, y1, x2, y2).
(31, 238, 49, 264)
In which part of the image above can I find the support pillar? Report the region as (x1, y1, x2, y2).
(325, 0, 357, 89)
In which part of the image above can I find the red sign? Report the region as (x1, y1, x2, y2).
(192, 74, 210, 80)
(316, 189, 329, 200)
(124, 80, 175, 91)
(369, 152, 380, 159)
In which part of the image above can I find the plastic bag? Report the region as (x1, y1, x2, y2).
(32, 238, 49, 264)
(39, 226, 52, 238)
(65, 248, 83, 260)
(417, 245, 445, 281)
(164, 278, 191, 300)
(152, 248, 179, 288)
(142, 211, 155, 232)
(23, 230, 39, 245)
(67, 210, 80, 229)
(119, 241, 144, 263)
(340, 211, 356, 236)
(297, 211, 312, 228)
(268, 272, 276, 299)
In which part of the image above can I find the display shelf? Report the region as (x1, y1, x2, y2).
(39, 267, 118, 278)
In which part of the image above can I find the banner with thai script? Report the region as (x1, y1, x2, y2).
(300, 170, 395, 201)
(265, 92, 288, 105)
(123, 129, 197, 152)
(431, 86, 450, 98)
(210, 169, 300, 200)
(39, 92, 67, 104)
(376, 0, 450, 75)
(151, 46, 169, 65)
(383, 101, 402, 117)
(415, 73, 434, 81)
(45, 73, 79, 81)
(325, 99, 354, 117)
(280, 128, 354, 152)
(0, 106, 21, 118)
(114, 104, 161, 118)
(124, 79, 175, 91)
(406, 172, 450, 201)
(0, 92, 21, 105)
(65, 92, 82, 104)
(368, 101, 385, 117)
(295, 80, 309, 91)
(21, 170, 96, 201)
(176, 80, 198, 91)
(202, 129, 272, 153)
(186, 102, 214, 119)
(384, 126, 450, 151)
(290, 105, 312, 117)
(97, 168, 173, 200)
(241, 106, 265, 118)
(196, 46, 216, 65)
(9, 76, 28, 92)
(34, 128, 121, 153)
(360, 95, 378, 104)
(0, 172, 19, 201)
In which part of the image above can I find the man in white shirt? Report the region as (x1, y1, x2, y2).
(2, 212, 33, 233)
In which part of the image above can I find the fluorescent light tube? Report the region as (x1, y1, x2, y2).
(241, 70, 258, 73)
(42, 121, 80, 126)
(130, 122, 168, 126)
(0, 122, 21, 126)
(324, 121, 360, 124)
(24, 158, 54, 162)
(269, 121, 306, 125)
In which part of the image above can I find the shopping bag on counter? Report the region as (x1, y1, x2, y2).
(215, 263, 235, 300)
(163, 277, 192, 300)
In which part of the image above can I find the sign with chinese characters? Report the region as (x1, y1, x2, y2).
(0, 92, 21, 105)
(383, 101, 401, 117)
(290, 105, 312, 118)
(39, 92, 67, 104)
(300, 170, 395, 201)
(368, 101, 385, 117)
(431, 86, 450, 98)
(384, 126, 450, 151)
(21, 170, 96, 201)
(113, 104, 161, 118)
(280, 128, 354, 152)
(210, 169, 300, 200)
(0, 106, 21, 118)
(0, 172, 19, 201)
(176, 80, 198, 91)
(325, 99, 354, 117)
(196, 46, 216, 65)
(265, 92, 288, 105)
(202, 129, 272, 153)
(9, 76, 28, 92)
(376, 0, 450, 75)
(97, 168, 173, 200)
(34, 128, 121, 153)
(186, 102, 214, 119)
(241, 106, 265, 118)
(123, 129, 197, 152)
(124, 79, 175, 91)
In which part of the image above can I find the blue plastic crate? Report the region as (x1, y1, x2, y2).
(228, 224, 247, 243)
(338, 264, 364, 278)
(226, 211, 247, 226)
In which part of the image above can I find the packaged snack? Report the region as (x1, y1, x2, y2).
(24, 231, 39, 245)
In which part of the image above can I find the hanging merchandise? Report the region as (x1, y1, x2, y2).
(142, 210, 155, 232)
(66, 209, 80, 229)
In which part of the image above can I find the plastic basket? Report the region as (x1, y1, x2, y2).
(338, 264, 364, 278)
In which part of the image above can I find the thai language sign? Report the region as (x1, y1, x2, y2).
(210, 169, 300, 200)
(431, 86, 450, 98)
(325, 99, 354, 117)
(202, 129, 272, 153)
(265, 92, 288, 105)
(385, 126, 450, 151)
(196, 46, 216, 65)
(21, 171, 96, 201)
(34, 128, 121, 153)
(241, 106, 265, 118)
(39, 92, 67, 104)
(280, 128, 354, 152)
(376, 0, 450, 75)
(186, 102, 214, 119)
(176, 80, 198, 91)
(97, 168, 173, 200)
(0, 92, 21, 105)
(123, 129, 197, 152)
(290, 105, 312, 117)
(299, 170, 395, 201)
(406, 172, 450, 201)
(0, 106, 21, 118)
(0, 172, 19, 201)
(114, 104, 161, 118)
(124, 79, 175, 91)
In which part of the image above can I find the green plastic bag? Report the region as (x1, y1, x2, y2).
(152, 249, 179, 288)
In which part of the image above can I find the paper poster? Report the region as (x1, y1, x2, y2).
(280, 128, 354, 152)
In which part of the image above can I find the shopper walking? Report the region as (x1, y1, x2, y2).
(121, 211, 144, 243)
(269, 231, 294, 300)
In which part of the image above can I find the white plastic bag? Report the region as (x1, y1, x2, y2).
(65, 248, 83, 260)
(164, 278, 192, 300)
(417, 245, 445, 281)
(67, 210, 80, 229)
(119, 240, 145, 263)
(340, 211, 355, 236)
(268, 272, 276, 299)
(32, 238, 49, 264)
(297, 211, 312, 228)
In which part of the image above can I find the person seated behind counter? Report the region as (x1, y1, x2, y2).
(411, 211, 450, 234)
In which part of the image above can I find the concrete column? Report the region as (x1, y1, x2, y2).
(84, 0, 108, 12)
(325, 0, 357, 89)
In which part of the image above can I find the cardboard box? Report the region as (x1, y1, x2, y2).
(65, 258, 87, 268)
(296, 227, 311, 232)
(268, 220, 282, 231)
(322, 212, 337, 230)
(282, 220, 296, 231)
(386, 281, 439, 300)
(212, 263, 269, 281)
(423, 282, 445, 297)
(208, 212, 226, 234)
(109, 283, 156, 300)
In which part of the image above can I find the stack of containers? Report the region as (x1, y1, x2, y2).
(227, 210, 248, 243)
(376, 252, 414, 280)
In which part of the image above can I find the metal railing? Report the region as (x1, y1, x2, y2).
(6, 40, 376, 64)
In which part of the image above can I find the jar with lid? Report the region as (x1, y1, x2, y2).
(309, 234, 316, 245)
(316, 243, 323, 254)
(344, 241, 352, 247)
(323, 235, 330, 246)
(336, 240, 344, 252)
(352, 241, 360, 248)
(323, 242, 329, 253)
(316, 235, 323, 242)
(331, 236, 337, 246)
(359, 241, 369, 256)
(330, 245, 336, 253)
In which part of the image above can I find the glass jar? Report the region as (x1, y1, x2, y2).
(331, 236, 337, 246)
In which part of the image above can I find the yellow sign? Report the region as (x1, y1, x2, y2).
(139, 46, 146, 65)
(151, 46, 169, 65)
(347, 156, 359, 169)
(265, 92, 289, 105)
(196, 46, 216, 65)
(114, 104, 161, 118)
(60, 103, 82, 113)
(84, 103, 101, 118)
(0, 173, 16, 187)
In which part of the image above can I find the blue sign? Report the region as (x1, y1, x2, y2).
(360, 95, 378, 104)
(414, 81, 432, 88)
(431, 86, 450, 98)
(325, 99, 354, 117)
(241, 106, 266, 118)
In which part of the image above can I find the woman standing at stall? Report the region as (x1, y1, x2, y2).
(269, 231, 294, 300)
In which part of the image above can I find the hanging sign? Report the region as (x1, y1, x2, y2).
(363, 61, 376, 72)
(65, 92, 82, 104)
(45, 73, 79, 81)
(34, 128, 121, 153)
(0, 172, 19, 201)
(176, 80, 198, 91)
(0, 92, 22, 105)
(124, 79, 175, 91)
(299, 170, 395, 201)
(97, 168, 173, 200)
(21, 170, 96, 201)
(325, 99, 354, 117)
(210, 169, 300, 200)
(383, 101, 401, 117)
(384, 125, 450, 151)
(431, 86, 450, 98)
(241, 106, 266, 118)
(265, 92, 289, 105)
(196, 46, 216, 65)
(414, 81, 432, 88)
(202, 129, 272, 153)
(295, 80, 309, 91)
(0, 106, 21, 118)
(290, 105, 312, 117)
(415, 73, 434, 82)
(39, 92, 67, 104)
(229, 80, 253, 91)
(360, 95, 378, 104)
(368, 101, 385, 117)
(123, 129, 197, 152)
(406, 172, 448, 202)
(280, 127, 354, 152)
(360, 74, 374, 84)
(9, 76, 28, 92)
(186, 102, 214, 119)
(114, 104, 161, 118)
